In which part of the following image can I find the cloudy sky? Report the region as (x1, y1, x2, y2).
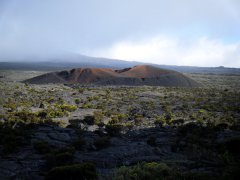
(0, 0, 240, 67)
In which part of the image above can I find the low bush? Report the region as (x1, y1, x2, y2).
(60, 104, 77, 112)
(113, 162, 217, 180)
(81, 103, 94, 109)
(75, 99, 80, 104)
(93, 111, 104, 125)
(154, 115, 165, 127)
(13, 110, 39, 123)
(113, 162, 173, 180)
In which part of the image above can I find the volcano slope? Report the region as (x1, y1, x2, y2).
(24, 65, 200, 87)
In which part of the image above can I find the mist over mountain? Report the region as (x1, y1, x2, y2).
(0, 0, 239, 67)
(1, 53, 240, 75)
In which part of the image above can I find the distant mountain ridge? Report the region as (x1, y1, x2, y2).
(0, 54, 240, 75)
(24, 65, 200, 87)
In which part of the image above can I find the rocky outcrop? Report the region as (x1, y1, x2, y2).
(1, 124, 239, 179)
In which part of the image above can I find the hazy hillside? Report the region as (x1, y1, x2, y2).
(1, 54, 240, 75)
(24, 65, 200, 87)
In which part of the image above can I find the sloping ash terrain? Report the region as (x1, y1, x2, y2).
(0, 69, 240, 179)
(23, 65, 199, 87)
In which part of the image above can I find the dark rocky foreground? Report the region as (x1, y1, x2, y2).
(0, 124, 240, 179)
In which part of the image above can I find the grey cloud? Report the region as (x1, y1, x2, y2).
(0, 0, 239, 67)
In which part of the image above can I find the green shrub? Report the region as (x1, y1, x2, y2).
(116, 113, 128, 122)
(113, 162, 172, 180)
(3, 103, 17, 111)
(114, 161, 217, 180)
(122, 122, 134, 130)
(60, 104, 77, 112)
(165, 113, 174, 125)
(154, 115, 165, 127)
(13, 110, 39, 123)
(93, 111, 104, 125)
(38, 109, 64, 119)
(82, 103, 94, 109)
(47, 97, 55, 104)
(46, 162, 98, 180)
(75, 99, 80, 104)
(134, 114, 143, 126)
(47, 110, 65, 118)
(109, 116, 119, 125)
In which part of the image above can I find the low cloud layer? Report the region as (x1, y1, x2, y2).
(90, 36, 240, 67)
(0, 0, 240, 67)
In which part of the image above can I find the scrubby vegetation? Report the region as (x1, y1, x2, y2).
(113, 162, 174, 180)
(113, 160, 240, 180)
(0, 71, 240, 179)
